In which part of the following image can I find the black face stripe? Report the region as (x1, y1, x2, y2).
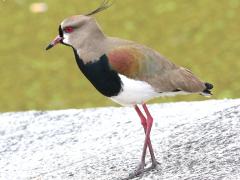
(58, 25, 63, 37)
(58, 25, 70, 46)
(72, 48, 123, 97)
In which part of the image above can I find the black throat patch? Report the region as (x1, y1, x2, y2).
(72, 49, 123, 97)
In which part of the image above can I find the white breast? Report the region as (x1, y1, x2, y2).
(110, 75, 159, 106)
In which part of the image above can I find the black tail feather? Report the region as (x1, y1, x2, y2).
(202, 82, 213, 96)
(205, 82, 213, 90)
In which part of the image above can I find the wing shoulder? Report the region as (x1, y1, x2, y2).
(107, 46, 145, 78)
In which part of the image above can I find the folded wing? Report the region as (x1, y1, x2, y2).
(107, 45, 208, 94)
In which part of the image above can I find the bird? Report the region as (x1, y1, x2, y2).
(46, 0, 213, 179)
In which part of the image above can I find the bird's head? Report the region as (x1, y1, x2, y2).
(46, 0, 112, 51)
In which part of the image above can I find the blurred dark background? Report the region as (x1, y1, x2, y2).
(0, 0, 239, 112)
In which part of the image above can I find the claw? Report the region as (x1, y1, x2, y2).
(124, 161, 160, 180)
(144, 161, 160, 172)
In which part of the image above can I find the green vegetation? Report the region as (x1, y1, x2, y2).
(0, 0, 239, 112)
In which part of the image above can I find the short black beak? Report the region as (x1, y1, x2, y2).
(46, 35, 63, 50)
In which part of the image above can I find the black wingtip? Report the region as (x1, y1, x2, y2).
(201, 82, 213, 96)
(205, 82, 213, 90)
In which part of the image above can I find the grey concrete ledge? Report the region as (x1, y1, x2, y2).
(1, 99, 240, 180)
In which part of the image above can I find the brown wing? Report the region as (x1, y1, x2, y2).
(107, 45, 206, 93)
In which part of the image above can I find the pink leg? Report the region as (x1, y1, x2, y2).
(140, 104, 155, 166)
(134, 105, 157, 164)
(128, 104, 158, 178)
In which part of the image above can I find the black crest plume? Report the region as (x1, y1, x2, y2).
(85, 0, 113, 16)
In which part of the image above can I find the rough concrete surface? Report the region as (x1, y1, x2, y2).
(1, 99, 240, 180)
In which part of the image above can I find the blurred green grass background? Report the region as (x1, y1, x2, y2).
(0, 0, 239, 112)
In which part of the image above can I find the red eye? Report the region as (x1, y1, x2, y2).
(63, 26, 74, 33)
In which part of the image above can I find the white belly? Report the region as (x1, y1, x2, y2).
(110, 75, 159, 106)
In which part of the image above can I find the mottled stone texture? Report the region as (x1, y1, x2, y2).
(1, 99, 240, 180)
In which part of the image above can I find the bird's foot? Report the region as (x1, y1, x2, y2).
(124, 163, 145, 180)
(144, 160, 160, 172)
(124, 161, 160, 180)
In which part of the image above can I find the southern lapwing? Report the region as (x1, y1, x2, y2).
(46, 1, 213, 178)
